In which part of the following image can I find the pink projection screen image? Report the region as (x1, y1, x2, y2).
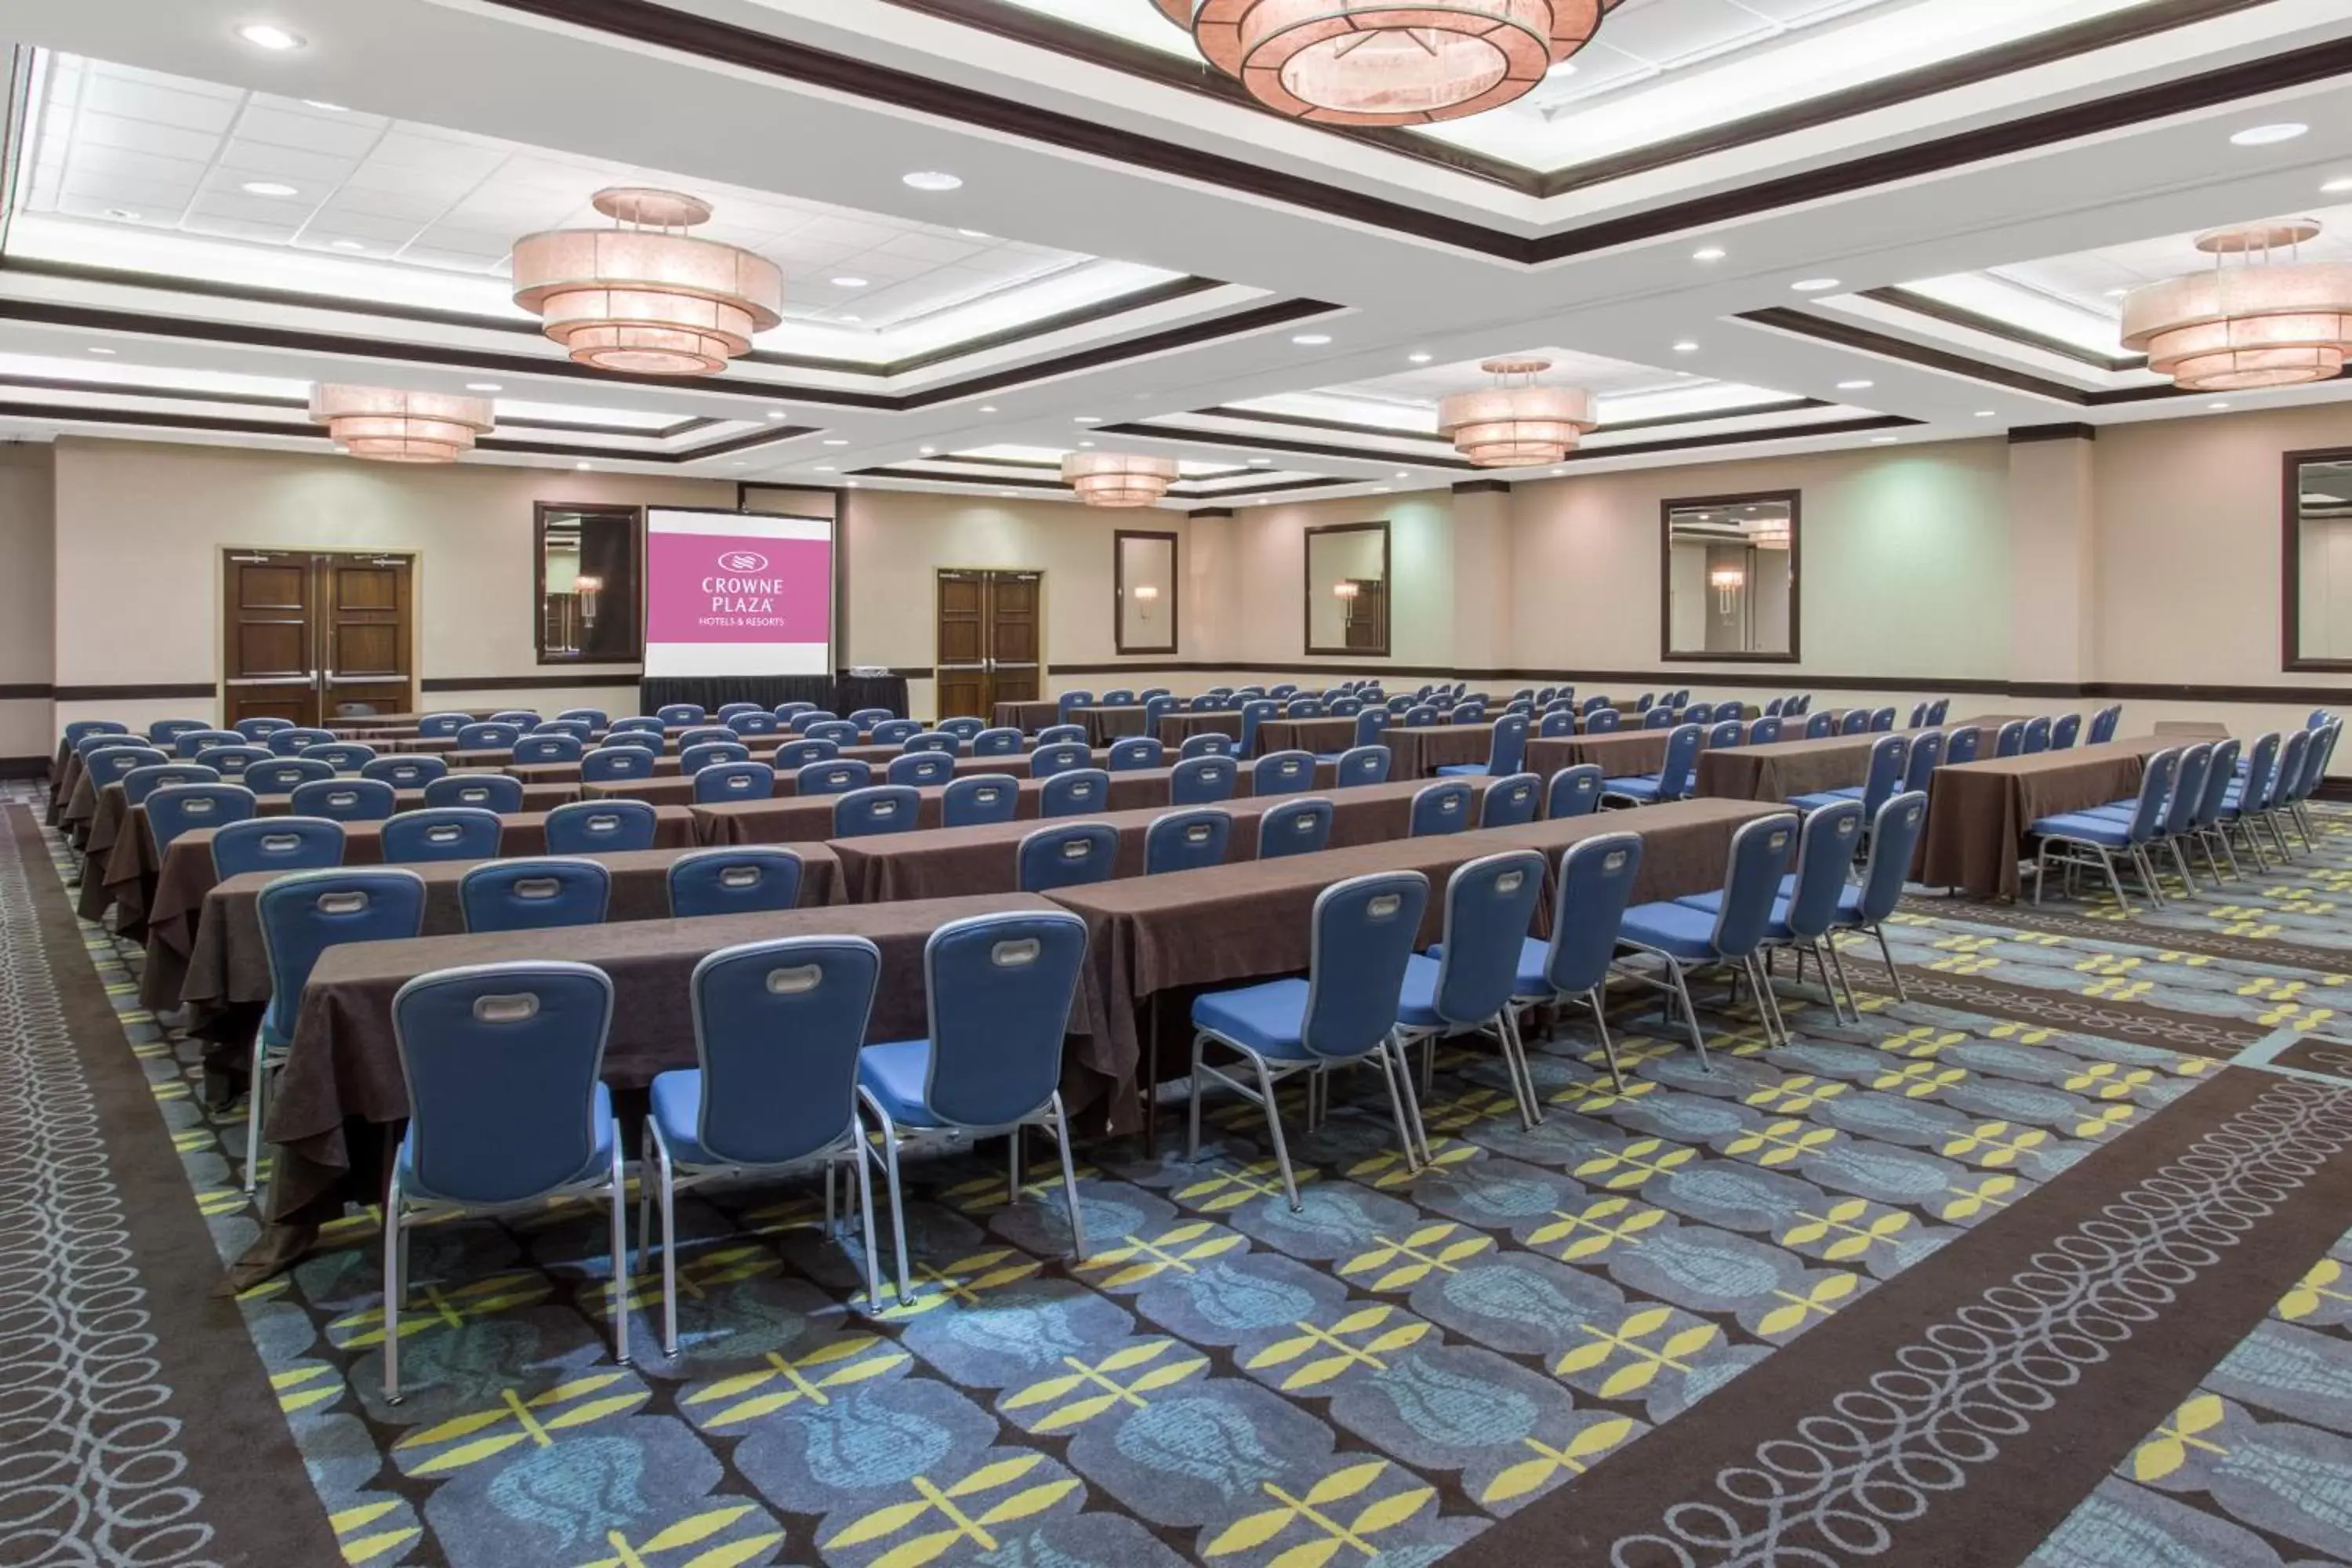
(642, 509, 835, 677)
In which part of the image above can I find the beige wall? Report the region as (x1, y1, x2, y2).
(0, 444, 56, 761)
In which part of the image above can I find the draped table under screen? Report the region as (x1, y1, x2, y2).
(637, 674, 909, 720)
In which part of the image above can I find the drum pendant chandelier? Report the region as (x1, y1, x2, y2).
(511, 187, 784, 376)
(1150, 0, 1618, 125)
(1062, 452, 1181, 506)
(2121, 219, 2352, 392)
(309, 386, 495, 463)
(1437, 358, 1597, 466)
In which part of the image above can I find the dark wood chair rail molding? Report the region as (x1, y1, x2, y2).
(478, 0, 2352, 266)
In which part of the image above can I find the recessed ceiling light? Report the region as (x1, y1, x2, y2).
(1869, 436, 1898, 444)
(731, 461, 747, 467)
(2209, 400, 2232, 409)
(1393, 470, 1409, 478)
(328, 239, 365, 251)
(1079, 441, 1096, 448)
(241, 180, 299, 198)
(2230, 122, 2308, 147)
(236, 22, 304, 49)
(303, 100, 346, 111)
(1836, 379, 1873, 390)
(575, 461, 592, 470)
(2103, 288, 2129, 298)
(832, 276, 869, 289)
(1000, 490, 1015, 497)
(1671, 340, 1700, 353)
(1552, 468, 1565, 475)
(103, 207, 138, 220)
(85, 346, 114, 355)
(1408, 351, 1433, 364)
(1371, 486, 1391, 493)
(1293, 333, 1333, 346)
(766, 408, 787, 419)
(846, 481, 859, 488)
(1974, 409, 1997, 417)
(957, 228, 991, 238)
(902, 171, 963, 191)
(979, 405, 997, 413)
(822, 438, 849, 445)
(1248, 457, 1272, 466)
(2326, 177, 2352, 194)
(814, 465, 836, 472)
(1075, 416, 1101, 424)
(465, 383, 501, 392)
(1692, 245, 1726, 262)
(919, 445, 937, 455)
(1791, 278, 1841, 292)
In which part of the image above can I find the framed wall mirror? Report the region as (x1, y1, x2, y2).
(535, 503, 644, 663)
(1305, 521, 1391, 657)
(2285, 448, 2352, 670)
(1662, 491, 1799, 662)
(1114, 529, 1178, 655)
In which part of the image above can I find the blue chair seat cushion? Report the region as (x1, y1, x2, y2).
(1434, 761, 1491, 778)
(1675, 875, 1800, 915)
(857, 1037, 946, 1127)
(2030, 813, 2136, 846)
(1189, 978, 1320, 1061)
(1788, 789, 1861, 811)
(1602, 775, 1663, 800)
(396, 1083, 614, 1202)
(1617, 900, 1722, 959)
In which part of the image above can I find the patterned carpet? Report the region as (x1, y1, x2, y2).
(10, 782, 2352, 1566)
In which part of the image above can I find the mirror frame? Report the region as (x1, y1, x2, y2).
(533, 501, 645, 665)
(1304, 520, 1392, 658)
(1112, 528, 1180, 655)
(1659, 489, 1802, 663)
(2282, 445, 2352, 671)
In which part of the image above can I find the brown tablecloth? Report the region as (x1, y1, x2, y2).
(1526, 731, 1673, 778)
(582, 749, 1120, 808)
(829, 776, 1491, 904)
(691, 765, 1197, 846)
(1255, 717, 1358, 759)
(273, 892, 1077, 1219)
(136, 804, 700, 1007)
(1693, 716, 2020, 802)
(1918, 734, 2183, 898)
(167, 840, 844, 1026)
(1073, 706, 1151, 746)
(993, 700, 1063, 733)
(1159, 712, 1243, 747)
(1385, 721, 1501, 779)
(83, 779, 586, 935)
(1047, 796, 1786, 1127)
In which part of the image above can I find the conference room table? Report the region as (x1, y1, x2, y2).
(568, 748, 1123, 807)
(1047, 795, 1788, 1141)
(161, 839, 844, 1040)
(1158, 711, 1244, 748)
(381, 727, 880, 756)
(270, 891, 1077, 1222)
(992, 699, 1064, 733)
(1072, 705, 1156, 746)
(1692, 715, 2028, 801)
(132, 804, 700, 1007)
(1249, 718, 1497, 779)
(80, 779, 593, 936)
(1917, 728, 2227, 898)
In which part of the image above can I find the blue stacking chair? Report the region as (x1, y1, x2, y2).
(973, 728, 1023, 757)
(716, 702, 761, 721)
(668, 846, 804, 917)
(2021, 715, 2053, 754)
(1944, 726, 1983, 764)
(726, 712, 782, 738)
(938, 717, 986, 742)
(65, 720, 128, 747)
(1538, 711, 1577, 739)
(646, 937, 885, 1343)
(887, 752, 954, 789)
(488, 710, 540, 728)
(1284, 698, 1323, 719)
(859, 910, 1095, 1298)
(1680, 800, 1866, 1034)
(1036, 724, 1086, 747)
(2081, 742, 2213, 896)
(454, 723, 521, 752)
(412, 713, 466, 739)
(1993, 720, 2027, 758)
(1403, 704, 1441, 728)
(597, 730, 661, 755)
(1706, 720, 1742, 751)
(74, 733, 147, 770)
(2051, 713, 2083, 750)
(1409, 780, 1475, 837)
(145, 719, 208, 747)
(678, 726, 736, 752)
(2028, 749, 2177, 912)
(235, 717, 294, 741)
(2286, 724, 2340, 851)
(122, 763, 220, 807)
(776, 739, 839, 770)
(798, 759, 873, 797)
(1334, 746, 1390, 787)
(147, 783, 256, 854)
(1899, 728, 1944, 796)
(290, 779, 398, 822)
(1108, 737, 1165, 772)
(1189, 872, 1431, 1210)
(1582, 708, 1622, 734)
(195, 744, 273, 779)
(1055, 691, 1094, 725)
(1581, 695, 1612, 717)
(1018, 822, 1120, 891)
(363, 755, 448, 789)
(1437, 713, 1530, 779)
(1869, 708, 1896, 732)
(383, 962, 625, 1399)
(848, 707, 895, 730)
(1258, 797, 1334, 860)
(1172, 756, 1240, 805)
(1793, 732, 1907, 813)
(1504, 833, 1644, 1092)
(513, 734, 583, 765)
(1254, 750, 1317, 797)
(773, 702, 817, 721)
(1616, 812, 1800, 1066)
(1803, 711, 1835, 739)
(1749, 716, 1784, 744)
(2222, 731, 2295, 868)
(1029, 742, 1093, 779)
(582, 748, 655, 783)
(872, 719, 923, 747)
(695, 760, 777, 804)
(1238, 700, 1278, 758)
(172, 729, 240, 759)
(1041, 768, 1110, 818)
(1398, 851, 1549, 1128)
(381, 807, 501, 863)
(903, 731, 962, 757)
(1907, 702, 1929, 729)
(789, 710, 840, 734)
(2183, 737, 2245, 881)
(1602, 724, 1703, 807)
(426, 774, 524, 812)
(460, 858, 612, 931)
(836, 784, 921, 838)
(1811, 790, 1932, 1012)
(1269, 684, 1300, 700)
(267, 727, 336, 756)
(301, 742, 377, 771)
(1479, 772, 1542, 829)
(559, 708, 609, 728)
(1546, 764, 1603, 818)
(1143, 695, 1180, 737)
(807, 720, 861, 747)
(658, 703, 707, 727)
(85, 746, 167, 788)
(212, 815, 343, 880)
(535, 720, 595, 740)
(1146, 808, 1230, 874)
(1181, 732, 1238, 760)
(2088, 705, 2122, 744)
(546, 798, 659, 854)
(245, 757, 333, 797)
(944, 775, 1020, 827)
(1643, 706, 1677, 731)
(247, 868, 426, 1193)
(1838, 710, 1871, 736)
(612, 716, 666, 735)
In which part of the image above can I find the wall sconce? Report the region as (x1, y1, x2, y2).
(575, 572, 604, 627)
(1710, 565, 1744, 614)
(1132, 582, 1159, 622)
(1333, 580, 1360, 600)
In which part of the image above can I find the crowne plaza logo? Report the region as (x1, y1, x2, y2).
(717, 550, 770, 573)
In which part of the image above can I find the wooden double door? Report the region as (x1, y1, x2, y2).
(222, 549, 416, 728)
(935, 569, 1042, 717)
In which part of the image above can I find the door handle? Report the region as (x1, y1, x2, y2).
(227, 675, 317, 686)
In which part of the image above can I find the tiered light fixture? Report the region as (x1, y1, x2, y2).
(1151, 1, 1618, 125)
(308, 386, 495, 463)
(1062, 452, 1181, 507)
(511, 188, 784, 376)
(1437, 358, 1597, 466)
(2121, 219, 2352, 391)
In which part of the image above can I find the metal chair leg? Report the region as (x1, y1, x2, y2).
(1495, 1011, 1541, 1129)
(1381, 1037, 1434, 1166)
(608, 1142, 630, 1368)
(244, 1038, 269, 1195)
(1250, 1054, 1303, 1210)
(1047, 1094, 1089, 1260)
(1185, 1033, 1207, 1163)
(1584, 989, 1626, 1094)
(656, 1138, 679, 1356)
(1664, 959, 1711, 1069)
(861, 1098, 913, 1304)
(382, 1187, 403, 1403)
(850, 1120, 884, 1314)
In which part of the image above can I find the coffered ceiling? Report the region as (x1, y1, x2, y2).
(0, 0, 2345, 503)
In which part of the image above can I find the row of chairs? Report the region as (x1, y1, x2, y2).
(153, 786, 662, 858)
